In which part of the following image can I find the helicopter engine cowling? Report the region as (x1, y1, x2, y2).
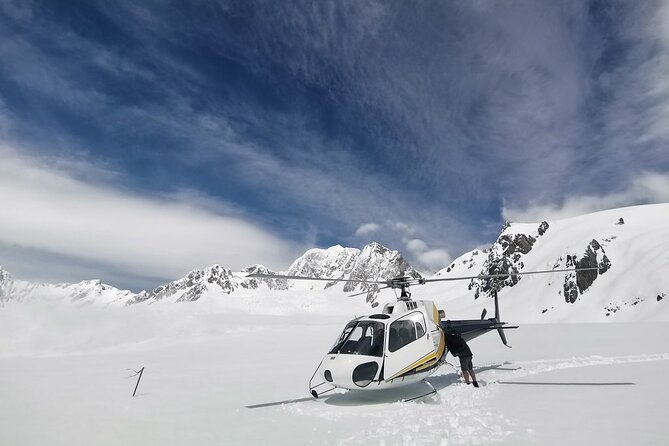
(322, 354, 383, 390)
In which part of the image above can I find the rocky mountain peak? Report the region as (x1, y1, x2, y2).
(0, 266, 13, 302)
(286, 245, 360, 279)
(242, 264, 288, 291)
(0, 266, 10, 283)
(342, 242, 421, 304)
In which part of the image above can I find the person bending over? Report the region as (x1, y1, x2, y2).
(444, 322, 479, 388)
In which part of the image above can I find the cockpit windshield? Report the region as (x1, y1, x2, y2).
(329, 320, 385, 357)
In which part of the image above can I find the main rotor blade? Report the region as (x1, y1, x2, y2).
(421, 267, 602, 284)
(245, 273, 387, 285)
(347, 285, 391, 298)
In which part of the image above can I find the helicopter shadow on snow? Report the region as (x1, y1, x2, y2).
(323, 363, 518, 407)
(322, 376, 452, 406)
(322, 379, 454, 406)
(324, 372, 463, 407)
(245, 364, 518, 409)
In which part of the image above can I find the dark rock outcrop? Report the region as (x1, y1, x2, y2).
(562, 239, 611, 303)
(538, 221, 549, 236)
(469, 233, 536, 299)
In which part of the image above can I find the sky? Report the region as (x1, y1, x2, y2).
(1, 0, 668, 291)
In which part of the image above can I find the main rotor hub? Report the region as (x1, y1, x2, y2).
(386, 277, 414, 301)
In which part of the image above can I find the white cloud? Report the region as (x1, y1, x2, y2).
(390, 221, 416, 236)
(502, 172, 669, 222)
(405, 238, 451, 273)
(0, 146, 304, 284)
(354, 222, 381, 236)
(405, 239, 428, 253)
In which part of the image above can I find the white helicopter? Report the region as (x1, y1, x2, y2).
(248, 267, 599, 401)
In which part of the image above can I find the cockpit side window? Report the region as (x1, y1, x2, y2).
(329, 321, 385, 357)
(388, 312, 427, 352)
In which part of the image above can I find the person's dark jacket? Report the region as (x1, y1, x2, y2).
(444, 329, 472, 357)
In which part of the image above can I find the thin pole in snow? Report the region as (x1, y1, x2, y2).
(130, 367, 144, 397)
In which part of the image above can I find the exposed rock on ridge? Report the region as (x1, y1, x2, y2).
(561, 240, 611, 303)
(126, 264, 288, 304)
(287, 242, 420, 305)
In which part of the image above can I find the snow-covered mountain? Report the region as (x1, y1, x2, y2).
(124, 264, 288, 305)
(0, 242, 417, 307)
(286, 242, 420, 301)
(0, 269, 134, 306)
(1, 204, 667, 321)
(432, 203, 669, 322)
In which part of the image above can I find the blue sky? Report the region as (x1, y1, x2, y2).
(1, 0, 668, 291)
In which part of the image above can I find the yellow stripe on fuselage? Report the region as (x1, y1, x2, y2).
(386, 330, 446, 380)
(416, 330, 446, 372)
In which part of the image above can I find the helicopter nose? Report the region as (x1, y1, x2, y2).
(322, 355, 381, 389)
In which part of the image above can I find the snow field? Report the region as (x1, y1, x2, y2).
(2, 304, 668, 445)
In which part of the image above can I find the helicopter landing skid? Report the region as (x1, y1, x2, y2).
(309, 381, 336, 399)
(308, 357, 336, 398)
(401, 380, 437, 403)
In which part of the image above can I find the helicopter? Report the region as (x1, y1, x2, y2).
(247, 267, 600, 401)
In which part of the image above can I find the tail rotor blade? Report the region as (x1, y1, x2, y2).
(498, 328, 511, 348)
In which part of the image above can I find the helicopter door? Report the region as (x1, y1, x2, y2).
(384, 311, 435, 381)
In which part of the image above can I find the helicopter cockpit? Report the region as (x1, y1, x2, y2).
(316, 303, 442, 391)
(329, 319, 385, 357)
(329, 304, 433, 355)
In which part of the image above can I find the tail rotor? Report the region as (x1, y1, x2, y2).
(493, 289, 512, 348)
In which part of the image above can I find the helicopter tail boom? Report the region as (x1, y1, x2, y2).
(442, 289, 518, 346)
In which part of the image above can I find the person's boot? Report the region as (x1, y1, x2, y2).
(472, 381, 479, 388)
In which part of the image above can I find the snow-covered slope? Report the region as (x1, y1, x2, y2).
(430, 203, 669, 322)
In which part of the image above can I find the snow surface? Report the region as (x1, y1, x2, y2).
(1, 301, 668, 445)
